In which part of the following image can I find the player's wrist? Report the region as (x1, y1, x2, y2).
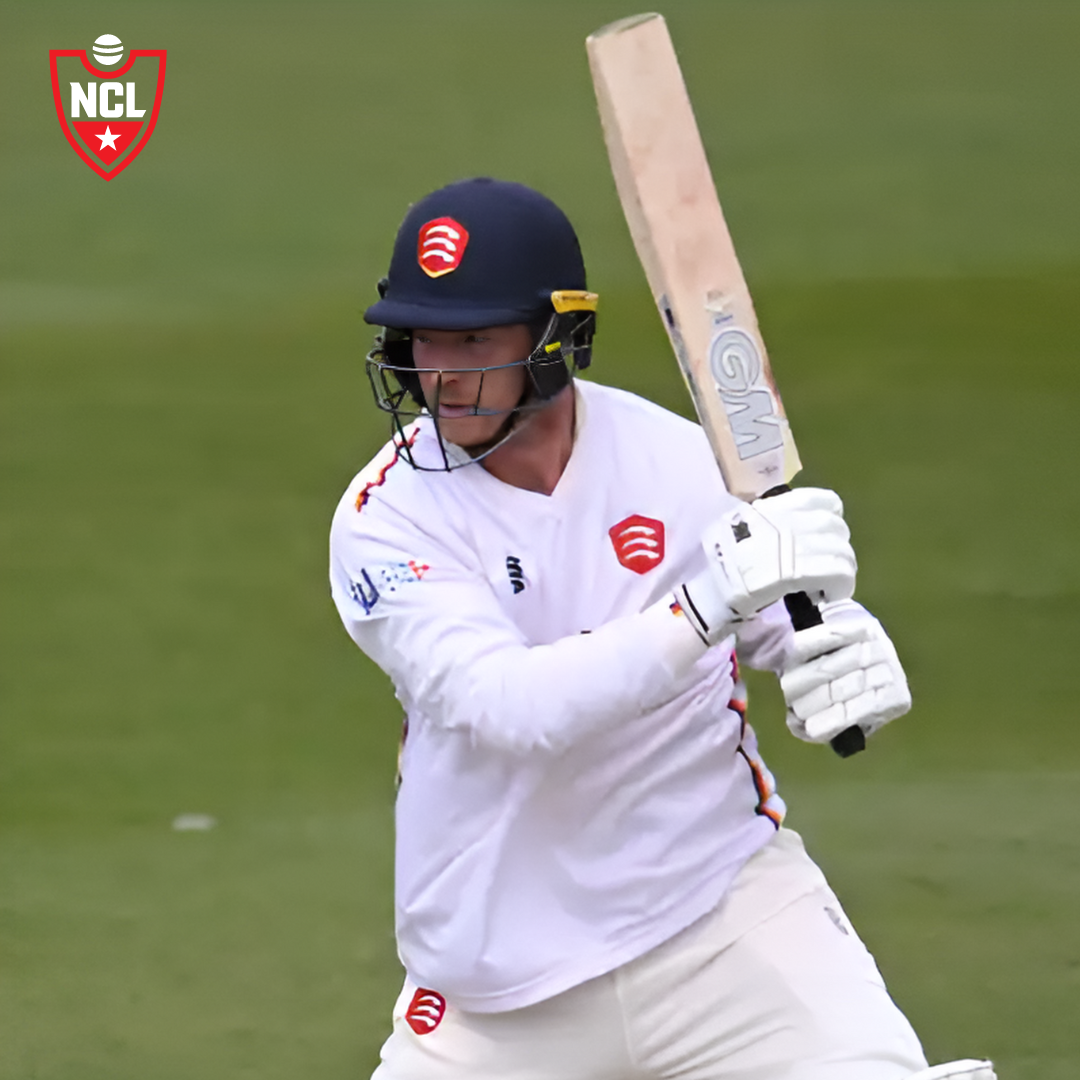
(674, 568, 739, 645)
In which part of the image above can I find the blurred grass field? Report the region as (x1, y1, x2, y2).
(2, 1, 1078, 1077)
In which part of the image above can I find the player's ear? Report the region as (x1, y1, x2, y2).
(368, 327, 425, 409)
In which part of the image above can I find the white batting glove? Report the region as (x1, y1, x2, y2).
(781, 599, 911, 744)
(676, 488, 856, 644)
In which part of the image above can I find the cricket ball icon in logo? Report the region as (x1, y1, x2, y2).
(50, 34, 166, 180)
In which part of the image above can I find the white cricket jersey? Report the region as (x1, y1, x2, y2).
(329, 379, 796, 1013)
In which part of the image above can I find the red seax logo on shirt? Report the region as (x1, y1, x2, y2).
(417, 217, 469, 278)
(609, 514, 665, 574)
(405, 988, 447, 1035)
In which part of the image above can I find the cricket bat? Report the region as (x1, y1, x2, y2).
(587, 12, 865, 757)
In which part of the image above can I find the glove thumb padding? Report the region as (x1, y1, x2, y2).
(679, 488, 857, 646)
(701, 488, 856, 621)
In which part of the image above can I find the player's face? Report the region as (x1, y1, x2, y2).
(412, 324, 532, 449)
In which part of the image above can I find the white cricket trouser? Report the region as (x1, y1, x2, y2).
(372, 829, 928, 1080)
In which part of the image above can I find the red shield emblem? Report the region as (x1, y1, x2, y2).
(404, 987, 446, 1035)
(609, 514, 665, 574)
(50, 38, 166, 180)
(417, 217, 469, 278)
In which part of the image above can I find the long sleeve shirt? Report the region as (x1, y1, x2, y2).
(330, 379, 795, 1012)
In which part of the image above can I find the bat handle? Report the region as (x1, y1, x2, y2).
(761, 486, 866, 759)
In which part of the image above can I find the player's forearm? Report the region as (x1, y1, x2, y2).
(356, 596, 711, 756)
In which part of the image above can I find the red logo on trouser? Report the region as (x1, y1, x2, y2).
(405, 988, 446, 1034)
(609, 514, 665, 573)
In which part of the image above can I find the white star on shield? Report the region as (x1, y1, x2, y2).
(95, 126, 121, 150)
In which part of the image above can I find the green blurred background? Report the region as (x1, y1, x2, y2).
(2, 1, 1078, 1076)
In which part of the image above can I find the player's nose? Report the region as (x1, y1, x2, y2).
(435, 356, 482, 383)
(417, 342, 472, 376)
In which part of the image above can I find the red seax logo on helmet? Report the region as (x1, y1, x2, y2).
(609, 515, 665, 574)
(417, 217, 469, 278)
(404, 988, 447, 1035)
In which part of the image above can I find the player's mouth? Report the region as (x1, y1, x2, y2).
(436, 403, 480, 420)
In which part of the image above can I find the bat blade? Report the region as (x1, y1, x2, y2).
(586, 13, 800, 502)
(588, 14, 866, 758)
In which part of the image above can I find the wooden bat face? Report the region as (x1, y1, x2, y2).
(587, 13, 801, 502)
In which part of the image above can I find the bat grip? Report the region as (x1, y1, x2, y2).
(761, 486, 866, 759)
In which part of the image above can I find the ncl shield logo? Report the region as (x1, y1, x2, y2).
(50, 34, 166, 180)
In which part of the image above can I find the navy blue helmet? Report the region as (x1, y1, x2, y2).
(364, 177, 590, 331)
(364, 179, 598, 469)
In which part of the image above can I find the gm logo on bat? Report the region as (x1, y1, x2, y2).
(708, 325, 783, 460)
(50, 34, 166, 180)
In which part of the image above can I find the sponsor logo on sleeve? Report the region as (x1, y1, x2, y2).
(349, 570, 380, 614)
(417, 217, 469, 278)
(609, 515, 665, 574)
(377, 560, 430, 589)
(49, 34, 166, 180)
(404, 988, 446, 1035)
(349, 560, 430, 615)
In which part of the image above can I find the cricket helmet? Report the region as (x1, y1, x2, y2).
(365, 177, 593, 333)
(364, 178, 598, 468)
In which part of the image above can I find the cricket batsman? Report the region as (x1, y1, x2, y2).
(329, 178, 995, 1080)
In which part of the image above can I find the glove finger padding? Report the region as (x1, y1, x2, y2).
(783, 612, 872, 669)
(781, 637, 877, 701)
(781, 600, 911, 745)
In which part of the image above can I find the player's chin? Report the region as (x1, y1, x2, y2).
(437, 412, 511, 450)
